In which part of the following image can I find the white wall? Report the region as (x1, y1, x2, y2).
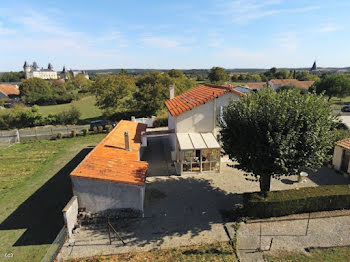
(72, 177, 145, 214)
(333, 145, 343, 170)
(62, 196, 78, 239)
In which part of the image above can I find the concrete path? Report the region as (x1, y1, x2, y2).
(237, 210, 350, 262)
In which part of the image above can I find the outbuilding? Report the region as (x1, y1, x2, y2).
(70, 120, 148, 215)
(333, 138, 350, 174)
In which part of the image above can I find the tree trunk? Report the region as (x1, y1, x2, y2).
(259, 175, 271, 195)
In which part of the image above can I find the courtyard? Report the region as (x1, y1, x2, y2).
(57, 138, 349, 260)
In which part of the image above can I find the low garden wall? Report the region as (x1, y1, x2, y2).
(243, 185, 350, 218)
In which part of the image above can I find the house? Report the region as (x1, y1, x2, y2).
(165, 84, 245, 175)
(268, 79, 314, 91)
(333, 138, 350, 174)
(0, 84, 20, 100)
(70, 120, 148, 215)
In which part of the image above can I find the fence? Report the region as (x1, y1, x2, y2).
(40, 226, 67, 262)
(131, 116, 156, 127)
(0, 124, 90, 144)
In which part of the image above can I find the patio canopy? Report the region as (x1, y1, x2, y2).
(176, 132, 221, 150)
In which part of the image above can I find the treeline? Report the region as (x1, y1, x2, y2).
(0, 105, 80, 130)
(0, 71, 25, 82)
(90, 69, 195, 121)
(19, 74, 92, 105)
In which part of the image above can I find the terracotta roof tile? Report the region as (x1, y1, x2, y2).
(269, 79, 314, 89)
(165, 84, 245, 117)
(0, 84, 19, 96)
(336, 138, 350, 150)
(70, 120, 148, 186)
(246, 82, 267, 90)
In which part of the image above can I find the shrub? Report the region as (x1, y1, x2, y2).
(97, 125, 103, 133)
(56, 106, 81, 125)
(92, 126, 98, 133)
(153, 116, 168, 127)
(57, 132, 63, 139)
(71, 130, 77, 137)
(82, 128, 88, 136)
(105, 125, 113, 133)
(243, 185, 350, 218)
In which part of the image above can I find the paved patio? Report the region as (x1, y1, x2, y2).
(56, 158, 349, 260)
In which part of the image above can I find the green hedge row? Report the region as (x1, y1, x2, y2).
(243, 185, 350, 218)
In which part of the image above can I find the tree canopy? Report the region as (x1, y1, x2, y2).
(313, 74, 350, 100)
(220, 88, 336, 193)
(19, 78, 53, 105)
(208, 67, 228, 83)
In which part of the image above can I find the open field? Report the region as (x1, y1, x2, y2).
(66, 241, 237, 262)
(38, 96, 102, 121)
(0, 134, 106, 262)
(265, 246, 350, 262)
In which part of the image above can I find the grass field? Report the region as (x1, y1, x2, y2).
(265, 246, 350, 262)
(0, 134, 106, 262)
(67, 241, 237, 262)
(38, 96, 102, 121)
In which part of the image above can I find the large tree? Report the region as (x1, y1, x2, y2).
(220, 88, 336, 194)
(19, 78, 54, 105)
(208, 67, 228, 83)
(90, 73, 136, 116)
(313, 74, 350, 100)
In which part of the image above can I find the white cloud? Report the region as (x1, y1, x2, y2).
(0, 21, 16, 35)
(213, 0, 320, 24)
(318, 24, 341, 33)
(276, 32, 298, 51)
(141, 36, 180, 48)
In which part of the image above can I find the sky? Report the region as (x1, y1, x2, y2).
(0, 0, 349, 71)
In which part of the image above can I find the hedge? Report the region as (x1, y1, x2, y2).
(243, 185, 350, 218)
(153, 116, 168, 127)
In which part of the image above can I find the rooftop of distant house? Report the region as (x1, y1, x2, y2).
(269, 79, 315, 89)
(336, 138, 350, 150)
(245, 82, 267, 90)
(0, 84, 20, 96)
(165, 83, 246, 117)
(70, 120, 148, 186)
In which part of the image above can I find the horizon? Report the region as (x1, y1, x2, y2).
(1, 0, 350, 71)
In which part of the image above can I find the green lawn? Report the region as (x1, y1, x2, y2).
(265, 246, 350, 262)
(38, 95, 102, 121)
(0, 134, 106, 262)
(67, 241, 237, 262)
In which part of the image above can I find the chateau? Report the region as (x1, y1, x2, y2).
(23, 61, 58, 79)
(23, 61, 89, 80)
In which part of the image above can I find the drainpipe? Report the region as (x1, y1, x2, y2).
(169, 84, 175, 99)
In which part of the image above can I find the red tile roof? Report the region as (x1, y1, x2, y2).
(246, 82, 268, 90)
(269, 79, 314, 89)
(0, 84, 19, 96)
(336, 138, 350, 150)
(165, 84, 245, 117)
(70, 120, 148, 186)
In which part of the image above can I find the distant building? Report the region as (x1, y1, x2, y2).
(268, 79, 315, 91)
(0, 84, 19, 100)
(60, 66, 89, 79)
(310, 61, 317, 71)
(23, 61, 58, 80)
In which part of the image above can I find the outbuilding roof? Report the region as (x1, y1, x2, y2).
(246, 82, 267, 90)
(336, 138, 350, 150)
(269, 79, 314, 89)
(165, 84, 245, 117)
(70, 120, 148, 186)
(0, 84, 20, 96)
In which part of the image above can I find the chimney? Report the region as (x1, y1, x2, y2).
(169, 84, 175, 99)
(124, 131, 131, 151)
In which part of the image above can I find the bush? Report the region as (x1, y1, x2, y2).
(82, 128, 88, 136)
(243, 185, 350, 218)
(105, 125, 113, 133)
(56, 106, 81, 125)
(97, 125, 103, 133)
(153, 116, 168, 127)
(92, 126, 98, 133)
(71, 130, 77, 137)
(56, 132, 63, 139)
